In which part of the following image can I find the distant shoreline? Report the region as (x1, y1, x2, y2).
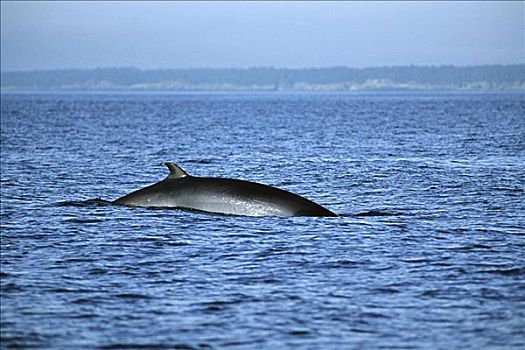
(2, 65, 524, 92)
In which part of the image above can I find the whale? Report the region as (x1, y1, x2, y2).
(113, 162, 337, 217)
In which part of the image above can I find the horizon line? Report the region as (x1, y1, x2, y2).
(3, 63, 525, 74)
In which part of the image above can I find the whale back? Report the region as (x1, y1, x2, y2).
(114, 162, 337, 217)
(178, 176, 336, 216)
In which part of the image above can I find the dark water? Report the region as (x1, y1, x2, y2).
(1, 92, 524, 349)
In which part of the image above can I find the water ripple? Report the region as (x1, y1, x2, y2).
(2, 92, 524, 350)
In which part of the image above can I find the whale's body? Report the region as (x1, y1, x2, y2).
(113, 162, 336, 217)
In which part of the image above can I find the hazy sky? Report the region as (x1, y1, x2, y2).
(1, 1, 523, 71)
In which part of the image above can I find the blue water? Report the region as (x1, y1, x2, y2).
(1, 92, 524, 349)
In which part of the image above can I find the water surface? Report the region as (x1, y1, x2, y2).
(1, 92, 524, 349)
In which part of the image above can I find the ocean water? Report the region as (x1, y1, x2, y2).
(1, 91, 524, 349)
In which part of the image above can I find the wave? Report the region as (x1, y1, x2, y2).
(54, 200, 403, 219)
(350, 210, 402, 217)
(54, 198, 113, 208)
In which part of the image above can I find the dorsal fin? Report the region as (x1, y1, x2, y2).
(164, 162, 189, 179)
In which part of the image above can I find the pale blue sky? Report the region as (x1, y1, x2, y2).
(1, 1, 523, 71)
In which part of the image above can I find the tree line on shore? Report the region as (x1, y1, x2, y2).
(2, 65, 524, 91)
